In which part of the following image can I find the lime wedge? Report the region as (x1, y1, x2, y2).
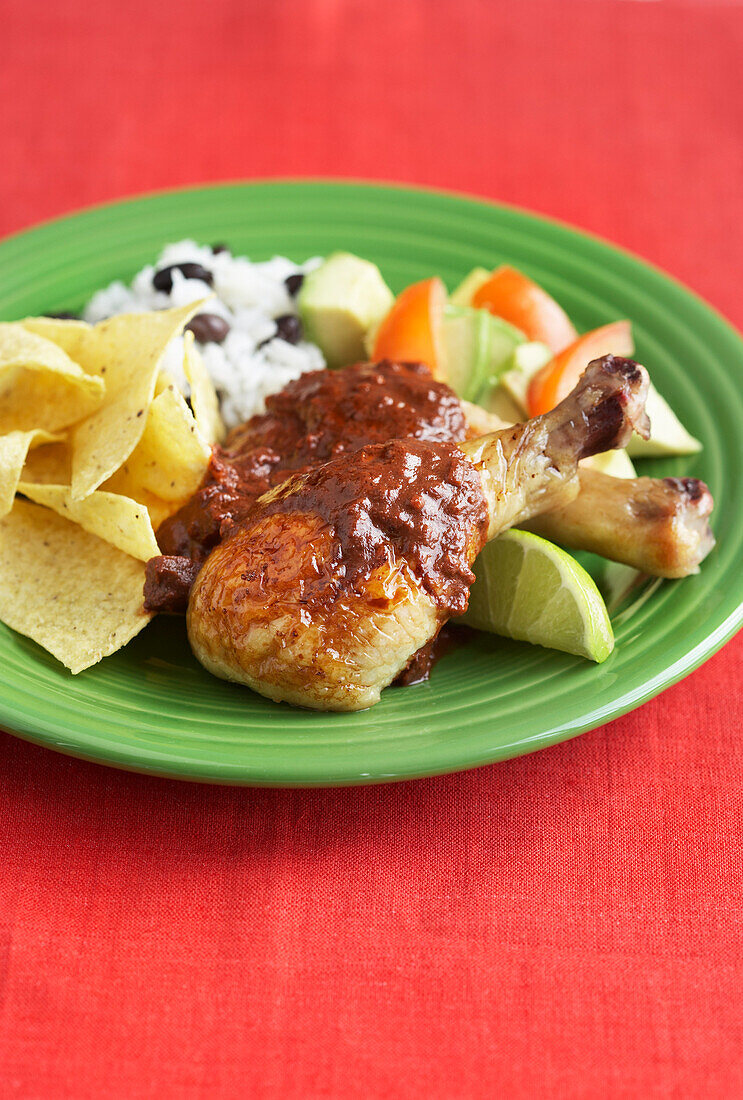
(461, 530, 614, 662)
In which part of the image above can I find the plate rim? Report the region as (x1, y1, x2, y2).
(1, 177, 741, 786)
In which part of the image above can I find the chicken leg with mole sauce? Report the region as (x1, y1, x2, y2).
(186, 356, 650, 711)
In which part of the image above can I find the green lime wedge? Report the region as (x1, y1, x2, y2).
(461, 530, 615, 662)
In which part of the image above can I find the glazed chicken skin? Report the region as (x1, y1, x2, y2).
(462, 401, 715, 577)
(187, 356, 650, 711)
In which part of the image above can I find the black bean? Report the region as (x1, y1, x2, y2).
(273, 314, 303, 344)
(284, 272, 304, 297)
(152, 262, 214, 293)
(185, 312, 230, 345)
(44, 310, 79, 320)
(211, 243, 229, 255)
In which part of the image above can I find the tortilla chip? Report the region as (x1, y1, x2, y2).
(18, 482, 160, 561)
(21, 316, 91, 365)
(69, 302, 204, 501)
(100, 468, 177, 531)
(154, 370, 174, 396)
(183, 332, 226, 445)
(0, 499, 152, 673)
(0, 323, 105, 433)
(0, 429, 62, 516)
(121, 382, 210, 502)
(20, 439, 72, 485)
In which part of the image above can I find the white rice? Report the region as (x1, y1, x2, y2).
(84, 240, 326, 429)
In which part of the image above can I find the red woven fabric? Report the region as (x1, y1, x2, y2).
(1, 1, 742, 1096)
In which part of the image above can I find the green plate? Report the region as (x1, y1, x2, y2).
(0, 181, 741, 785)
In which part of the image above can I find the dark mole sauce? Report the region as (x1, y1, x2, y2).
(260, 437, 488, 616)
(394, 625, 476, 686)
(145, 361, 470, 612)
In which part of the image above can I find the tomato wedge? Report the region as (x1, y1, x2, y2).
(526, 320, 634, 417)
(372, 277, 447, 376)
(472, 266, 577, 353)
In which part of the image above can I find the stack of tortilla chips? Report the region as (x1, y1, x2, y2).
(0, 302, 225, 673)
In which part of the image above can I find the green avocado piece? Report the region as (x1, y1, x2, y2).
(449, 267, 491, 307)
(496, 341, 553, 412)
(298, 252, 394, 368)
(442, 305, 492, 399)
(443, 305, 524, 402)
(626, 385, 702, 457)
(582, 448, 637, 479)
(481, 384, 524, 425)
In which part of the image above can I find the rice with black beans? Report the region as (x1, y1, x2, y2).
(84, 240, 325, 428)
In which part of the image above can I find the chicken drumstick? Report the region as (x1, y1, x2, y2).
(187, 356, 649, 711)
(461, 401, 714, 577)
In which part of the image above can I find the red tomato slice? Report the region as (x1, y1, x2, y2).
(472, 266, 577, 353)
(372, 278, 447, 376)
(526, 321, 634, 417)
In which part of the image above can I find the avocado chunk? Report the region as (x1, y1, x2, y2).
(481, 384, 524, 425)
(497, 341, 553, 411)
(298, 252, 394, 368)
(442, 305, 493, 399)
(442, 305, 524, 402)
(582, 449, 637, 479)
(450, 267, 491, 307)
(626, 385, 701, 457)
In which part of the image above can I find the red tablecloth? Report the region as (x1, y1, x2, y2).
(2, 1, 742, 1096)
